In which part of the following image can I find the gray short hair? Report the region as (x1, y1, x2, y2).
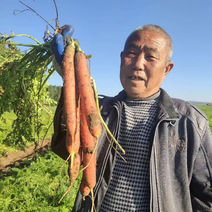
(125, 24, 173, 62)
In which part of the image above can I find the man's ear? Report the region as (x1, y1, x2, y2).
(120, 51, 123, 58)
(164, 62, 174, 76)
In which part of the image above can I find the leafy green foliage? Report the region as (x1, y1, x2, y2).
(0, 106, 56, 157)
(0, 150, 82, 212)
(48, 85, 62, 102)
(0, 34, 55, 148)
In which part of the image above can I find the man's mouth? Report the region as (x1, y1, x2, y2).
(128, 76, 144, 81)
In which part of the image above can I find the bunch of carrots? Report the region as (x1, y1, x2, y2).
(58, 38, 102, 203)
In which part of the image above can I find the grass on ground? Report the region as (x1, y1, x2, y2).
(0, 150, 82, 212)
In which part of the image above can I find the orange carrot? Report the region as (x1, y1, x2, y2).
(80, 176, 91, 200)
(83, 152, 97, 189)
(62, 41, 76, 154)
(65, 133, 72, 155)
(59, 148, 82, 203)
(82, 152, 96, 211)
(70, 95, 81, 170)
(59, 42, 82, 204)
(75, 51, 102, 140)
(80, 98, 97, 154)
(80, 98, 97, 194)
(68, 149, 81, 184)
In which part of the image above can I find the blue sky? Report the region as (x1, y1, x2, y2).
(1, 0, 212, 102)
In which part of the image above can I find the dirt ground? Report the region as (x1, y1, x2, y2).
(0, 139, 51, 172)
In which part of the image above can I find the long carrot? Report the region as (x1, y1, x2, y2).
(62, 40, 76, 155)
(75, 51, 102, 140)
(59, 40, 82, 204)
(59, 97, 81, 203)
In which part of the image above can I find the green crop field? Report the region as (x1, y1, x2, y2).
(196, 105, 212, 131)
(0, 151, 81, 212)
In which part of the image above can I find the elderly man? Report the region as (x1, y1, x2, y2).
(51, 24, 212, 212)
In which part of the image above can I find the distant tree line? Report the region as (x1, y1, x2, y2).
(48, 85, 62, 102)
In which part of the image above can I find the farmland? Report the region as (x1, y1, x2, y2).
(0, 106, 82, 212)
(0, 151, 81, 212)
(0, 105, 212, 211)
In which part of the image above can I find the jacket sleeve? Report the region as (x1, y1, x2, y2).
(190, 120, 212, 212)
(51, 88, 69, 160)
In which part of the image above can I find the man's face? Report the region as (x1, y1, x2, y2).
(120, 30, 174, 99)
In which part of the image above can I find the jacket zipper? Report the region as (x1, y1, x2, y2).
(93, 102, 123, 211)
(150, 117, 178, 212)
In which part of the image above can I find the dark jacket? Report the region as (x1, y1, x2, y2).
(51, 88, 212, 212)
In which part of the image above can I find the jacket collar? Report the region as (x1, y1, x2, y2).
(111, 90, 127, 103)
(158, 88, 180, 120)
(110, 88, 180, 120)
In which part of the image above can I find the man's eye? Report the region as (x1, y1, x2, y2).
(146, 55, 157, 60)
(125, 52, 136, 57)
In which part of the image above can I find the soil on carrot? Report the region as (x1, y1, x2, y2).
(0, 139, 51, 172)
(88, 111, 100, 130)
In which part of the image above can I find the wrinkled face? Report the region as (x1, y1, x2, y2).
(120, 30, 174, 99)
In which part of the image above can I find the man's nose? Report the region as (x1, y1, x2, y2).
(133, 54, 145, 71)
